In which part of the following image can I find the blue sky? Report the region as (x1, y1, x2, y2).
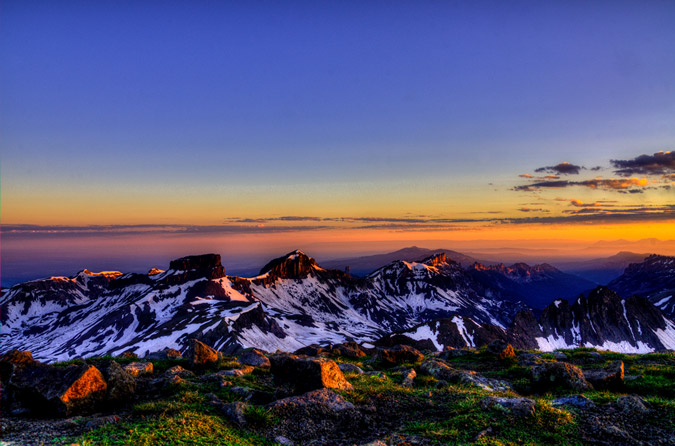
(1, 1, 674, 284)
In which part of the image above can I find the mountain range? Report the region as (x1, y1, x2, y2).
(2, 251, 674, 362)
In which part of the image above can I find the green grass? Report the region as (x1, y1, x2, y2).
(74, 411, 273, 446)
(406, 398, 579, 446)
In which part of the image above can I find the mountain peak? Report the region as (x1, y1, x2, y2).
(422, 252, 447, 267)
(168, 254, 225, 279)
(258, 250, 318, 279)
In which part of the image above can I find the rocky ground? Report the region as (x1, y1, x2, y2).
(1, 340, 674, 446)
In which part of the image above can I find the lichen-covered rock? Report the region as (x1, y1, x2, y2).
(617, 395, 649, 414)
(401, 368, 416, 388)
(481, 397, 536, 417)
(583, 360, 624, 390)
(419, 358, 510, 392)
(338, 363, 364, 375)
(95, 360, 136, 403)
(374, 345, 424, 367)
(237, 349, 270, 368)
(1, 349, 35, 365)
(221, 401, 249, 425)
(1, 349, 37, 384)
(486, 340, 516, 360)
(8, 364, 107, 416)
(217, 366, 254, 377)
(531, 361, 593, 392)
(270, 354, 352, 392)
(184, 339, 219, 368)
(145, 348, 182, 361)
(123, 361, 153, 377)
(294, 344, 325, 356)
(270, 389, 355, 412)
(551, 394, 595, 409)
(331, 342, 366, 358)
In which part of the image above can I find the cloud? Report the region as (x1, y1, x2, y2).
(519, 207, 550, 213)
(519, 174, 533, 178)
(569, 200, 602, 207)
(611, 151, 675, 176)
(515, 177, 649, 192)
(579, 178, 649, 189)
(534, 162, 583, 175)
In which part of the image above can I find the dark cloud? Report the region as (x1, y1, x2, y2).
(534, 162, 583, 175)
(514, 180, 571, 191)
(611, 151, 675, 176)
(515, 178, 649, 192)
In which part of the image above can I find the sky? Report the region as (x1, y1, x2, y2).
(1, 1, 674, 285)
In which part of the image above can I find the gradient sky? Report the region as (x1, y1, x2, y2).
(1, 1, 674, 284)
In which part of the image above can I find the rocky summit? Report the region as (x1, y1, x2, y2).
(1, 342, 674, 445)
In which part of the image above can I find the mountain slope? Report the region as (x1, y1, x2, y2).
(508, 287, 675, 353)
(556, 251, 650, 284)
(466, 262, 597, 309)
(608, 254, 675, 319)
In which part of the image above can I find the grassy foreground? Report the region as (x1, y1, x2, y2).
(42, 348, 675, 445)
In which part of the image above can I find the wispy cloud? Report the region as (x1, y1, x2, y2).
(515, 177, 649, 192)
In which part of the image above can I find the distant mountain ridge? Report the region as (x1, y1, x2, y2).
(320, 246, 486, 276)
(2, 251, 674, 362)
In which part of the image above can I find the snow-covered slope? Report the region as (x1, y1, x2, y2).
(507, 287, 675, 353)
(2, 251, 673, 361)
(608, 254, 675, 319)
(0, 252, 526, 362)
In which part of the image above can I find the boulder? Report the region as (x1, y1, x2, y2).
(217, 366, 254, 377)
(123, 362, 153, 377)
(162, 365, 195, 385)
(237, 349, 271, 368)
(221, 401, 249, 425)
(269, 388, 355, 412)
(270, 354, 352, 392)
(1, 349, 35, 365)
(1, 349, 36, 383)
(551, 395, 595, 409)
(331, 342, 366, 359)
(616, 395, 649, 414)
(583, 360, 624, 390)
(552, 351, 568, 360)
(486, 340, 516, 360)
(374, 345, 424, 367)
(8, 363, 107, 416)
(338, 363, 364, 375)
(401, 368, 416, 388)
(118, 351, 138, 360)
(419, 358, 459, 382)
(419, 358, 510, 392)
(438, 348, 472, 360)
(294, 344, 325, 356)
(94, 360, 136, 403)
(481, 397, 536, 417)
(531, 362, 593, 392)
(145, 348, 182, 361)
(184, 339, 219, 368)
